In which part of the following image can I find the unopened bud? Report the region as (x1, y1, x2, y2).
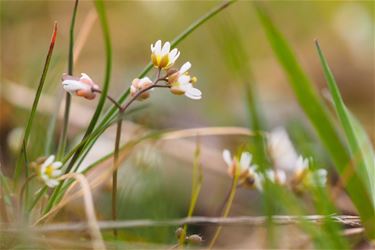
(175, 227, 185, 239)
(187, 234, 202, 245)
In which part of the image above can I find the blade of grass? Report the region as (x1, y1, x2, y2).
(14, 23, 58, 181)
(254, 4, 375, 237)
(57, 0, 79, 159)
(315, 41, 375, 236)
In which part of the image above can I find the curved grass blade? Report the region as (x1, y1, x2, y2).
(254, 4, 375, 237)
(315, 41, 375, 236)
(14, 23, 58, 181)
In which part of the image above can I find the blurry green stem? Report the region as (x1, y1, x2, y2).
(57, 0, 79, 159)
(179, 137, 203, 246)
(209, 175, 239, 249)
(112, 118, 122, 238)
(20, 174, 37, 214)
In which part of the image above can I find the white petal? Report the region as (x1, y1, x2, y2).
(254, 173, 264, 191)
(52, 161, 63, 169)
(154, 40, 162, 54)
(185, 89, 202, 100)
(276, 170, 287, 184)
(62, 80, 87, 93)
(46, 179, 59, 188)
(222, 149, 232, 167)
(179, 62, 191, 74)
(178, 75, 191, 86)
(161, 41, 170, 55)
(41, 155, 55, 169)
(268, 127, 299, 171)
(52, 169, 62, 177)
(171, 50, 180, 63)
(80, 73, 93, 82)
(239, 152, 252, 170)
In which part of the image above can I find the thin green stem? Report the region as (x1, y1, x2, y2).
(57, 0, 79, 159)
(112, 118, 122, 238)
(208, 175, 239, 249)
(179, 137, 203, 247)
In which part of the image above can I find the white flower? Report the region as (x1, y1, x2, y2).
(168, 62, 202, 100)
(38, 155, 63, 188)
(256, 169, 287, 191)
(130, 77, 153, 100)
(151, 40, 180, 69)
(295, 155, 309, 175)
(310, 169, 328, 187)
(223, 149, 258, 188)
(62, 73, 100, 100)
(267, 127, 299, 172)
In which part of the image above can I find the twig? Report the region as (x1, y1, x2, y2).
(6, 215, 360, 233)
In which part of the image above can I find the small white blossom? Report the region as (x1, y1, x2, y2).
(38, 155, 63, 188)
(256, 169, 287, 191)
(62, 73, 99, 100)
(223, 149, 258, 188)
(267, 127, 299, 172)
(130, 77, 153, 100)
(151, 40, 180, 69)
(168, 62, 202, 100)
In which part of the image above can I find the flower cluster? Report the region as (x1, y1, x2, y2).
(223, 128, 327, 193)
(31, 155, 63, 188)
(61, 40, 202, 102)
(131, 40, 201, 100)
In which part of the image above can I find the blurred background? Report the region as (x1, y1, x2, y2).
(1, 1, 374, 248)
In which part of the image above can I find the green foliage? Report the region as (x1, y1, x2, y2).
(315, 41, 375, 235)
(254, 3, 375, 237)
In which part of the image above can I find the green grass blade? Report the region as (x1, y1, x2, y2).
(254, 4, 375, 237)
(315, 41, 375, 235)
(14, 23, 58, 181)
(57, 0, 79, 159)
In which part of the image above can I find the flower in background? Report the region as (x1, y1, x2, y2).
(151, 40, 180, 69)
(36, 155, 63, 188)
(267, 127, 299, 172)
(62, 73, 100, 100)
(130, 77, 153, 100)
(222, 149, 260, 189)
(255, 169, 287, 192)
(168, 62, 202, 100)
(291, 156, 328, 192)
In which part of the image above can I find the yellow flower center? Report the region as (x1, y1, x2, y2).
(45, 165, 54, 177)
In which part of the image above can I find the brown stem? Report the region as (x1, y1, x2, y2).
(120, 83, 170, 113)
(92, 88, 122, 110)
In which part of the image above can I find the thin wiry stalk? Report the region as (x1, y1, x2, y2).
(57, 0, 79, 159)
(208, 173, 239, 249)
(179, 136, 203, 246)
(112, 118, 122, 238)
(13, 22, 58, 182)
